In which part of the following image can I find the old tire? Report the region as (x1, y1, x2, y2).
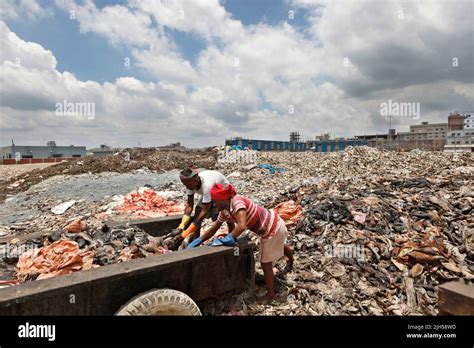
(115, 289, 201, 316)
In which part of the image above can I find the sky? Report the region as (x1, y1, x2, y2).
(0, 0, 473, 148)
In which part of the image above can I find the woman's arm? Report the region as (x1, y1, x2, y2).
(229, 209, 247, 239)
(201, 219, 224, 242)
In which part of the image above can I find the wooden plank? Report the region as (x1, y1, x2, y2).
(404, 276, 417, 310)
(438, 281, 474, 315)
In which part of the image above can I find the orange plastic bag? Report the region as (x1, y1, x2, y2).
(16, 240, 97, 281)
(117, 189, 184, 218)
(65, 219, 86, 233)
(274, 200, 303, 226)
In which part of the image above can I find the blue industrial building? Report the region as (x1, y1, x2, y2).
(225, 138, 367, 152)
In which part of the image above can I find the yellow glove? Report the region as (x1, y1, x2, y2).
(181, 223, 197, 239)
(178, 215, 191, 231)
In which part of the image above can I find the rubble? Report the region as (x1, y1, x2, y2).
(0, 163, 56, 184)
(1, 146, 473, 316)
(0, 148, 217, 202)
(9, 223, 172, 282)
(202, 147, 473, 315)
(0, 171, 183, 232)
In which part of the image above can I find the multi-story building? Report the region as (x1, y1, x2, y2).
(446, 129, 474, 144)
(408, 121, 448, 140)
(448, 113, 465, 131)
(444, 129, 474, 152)
(464, 114, 474, 130)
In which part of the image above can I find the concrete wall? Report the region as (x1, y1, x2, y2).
(0, 157, 77, 165)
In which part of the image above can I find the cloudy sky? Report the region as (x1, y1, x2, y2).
(0, 0, 473, 148)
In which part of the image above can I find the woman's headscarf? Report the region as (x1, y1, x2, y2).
(210, 183, 236, 200)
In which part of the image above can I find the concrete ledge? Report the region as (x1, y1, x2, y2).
(108, 215, 185, 236)
(0, 241, 255, 315)
(438, 281, 474, 315)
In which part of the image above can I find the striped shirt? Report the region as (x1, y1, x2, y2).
(217, 195, 278, 238)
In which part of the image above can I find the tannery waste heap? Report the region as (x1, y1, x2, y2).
(0, 146, 472, 316)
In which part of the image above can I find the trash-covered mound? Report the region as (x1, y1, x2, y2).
(222, 146, 473, 205)
(1, 146, 473, 314)
(201, 147, 473, 316)
(0, 175, 184, 237)
(1, 147, 217, 203)
(12, 224, 171, 283)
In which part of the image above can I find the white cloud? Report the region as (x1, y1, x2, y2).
(0, 0, 51, 20)
(131, 0, 244, 43)
(0, 21, 57, 70)
(1, 0, 473, 148)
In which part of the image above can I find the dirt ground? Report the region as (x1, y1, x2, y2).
(0, 163, 58, 182)
(0, 148, 217, 203)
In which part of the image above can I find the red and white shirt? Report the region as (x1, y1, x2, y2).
(217, 195, 278, 239)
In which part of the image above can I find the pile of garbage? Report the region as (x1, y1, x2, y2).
(1, 146, 472, 316)
(0, 170, 183, 237)
(16, 240, 97, 281)
(201, 147, 473, 315)
(115, 188, 184, 219)
(8, 223, 170, 282)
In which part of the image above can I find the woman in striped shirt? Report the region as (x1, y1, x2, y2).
(188, 183, 293, 303)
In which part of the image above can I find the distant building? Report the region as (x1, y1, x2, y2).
(444, 129, 474, 152)
(306, 139, 367, 152)
(354, 131, 394, 147)
(289, 131, 301, 143)
(1, 142, 86, 160)
(88, 144, 115, 157)
(226, 137, 307, 151)
(408, 121, 448, 140)
(315, 133, 331, 141)
(446, 130, 474, 145)
(225, 137, 367, 152)
(464, 114, 474, 129)
(444, 113, 473, 152)
(448, 113, 465, 131)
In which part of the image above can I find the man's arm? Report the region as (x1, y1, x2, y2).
(177, 194, 194, 232)
(194, 202, 211, 225)
(184, 194, 194, 216)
